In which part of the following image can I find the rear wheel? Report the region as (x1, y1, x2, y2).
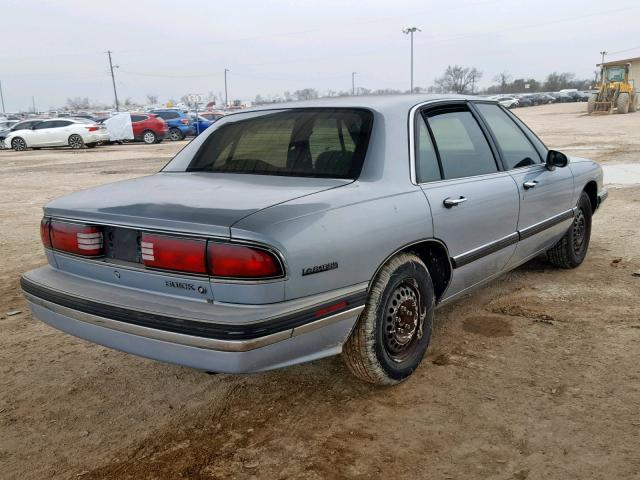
(11, 137, 27, 151)
(342, 253, 434, 385)
(68, 134, 84, 149)
(547, 191, 592, 269)
(617, 93, 630, 114)
(142, 130, 157, 144)
(587, 95, 596, 114)
(629, 93, 637, 113)
(168, 128, 184, 141)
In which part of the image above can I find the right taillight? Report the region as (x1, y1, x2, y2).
(140, 234, 207, 274)
(207, 243, 282, 279)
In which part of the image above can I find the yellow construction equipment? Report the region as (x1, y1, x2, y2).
(588, 63, 637, 114)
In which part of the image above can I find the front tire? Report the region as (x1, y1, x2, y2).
(11, 137, 27, 151)
(68, 134, 84, 149)
(547, 191, 592, 268)
(142, 130, 157, 144)
(587, 95, 596, 114)
(617, 93, 630, 114)
(342, 253, 434, 385)
(168, 128, 184, 141)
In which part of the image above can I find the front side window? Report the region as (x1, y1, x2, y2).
(474, 103, 541, 169)
(184, 108, 373, 179)
(426, 109, 497, 180)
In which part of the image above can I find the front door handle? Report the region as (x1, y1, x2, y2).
(523, 180, 539, 190)
(443, 196, 467, 208)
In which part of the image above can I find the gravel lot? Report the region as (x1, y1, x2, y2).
(1, 102, 639, 479)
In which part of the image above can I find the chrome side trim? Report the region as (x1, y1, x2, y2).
(451, 232, 519, 268)
(518, 208, 575, 240)
(25, 292, 363, 352)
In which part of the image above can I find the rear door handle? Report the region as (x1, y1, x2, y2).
(523, 180, 539, 189)
(443, 196, 467, 208)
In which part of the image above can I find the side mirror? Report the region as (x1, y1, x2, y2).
(546, 150, 568, 170)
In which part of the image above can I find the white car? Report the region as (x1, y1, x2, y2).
(493, 96, 519, 109)
(4, 118, 110, 151)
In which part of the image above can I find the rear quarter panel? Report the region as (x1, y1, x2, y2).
(231, 182, 433, 300)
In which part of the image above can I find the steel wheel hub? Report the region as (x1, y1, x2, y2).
(383, 282, 422, 358)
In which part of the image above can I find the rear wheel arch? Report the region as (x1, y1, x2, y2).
(369, 239, 452, 302)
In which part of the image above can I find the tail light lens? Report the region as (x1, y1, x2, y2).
(49, 221, 103, 256)
(207, 243, 282, 278)
(180, 118, 190, 125)
(140, 234, 207, 274)
(40, 218, 52, 248)
(85, 126, 99, 132)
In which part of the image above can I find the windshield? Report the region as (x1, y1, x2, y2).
(180, 108, 373, 179)
(606, 66, 625, 82)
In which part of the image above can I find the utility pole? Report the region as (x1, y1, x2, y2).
(224, 68, 230, 108)
(599, 50, 607, 84)
(0, 80, 5, 114)
(403, 27, 421, 93)
(352, 72, 357, 96)
(106, 50, 120, 111)
(31, 96, 36, 114)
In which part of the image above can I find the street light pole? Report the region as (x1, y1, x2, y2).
(224, 68, 230, 108)
(402, 27, 421, 93)
(106, 50, 120, 111)
(0, 80, 5, 114)
(352, 72, 357, 96)
(599, 50, 607, 84)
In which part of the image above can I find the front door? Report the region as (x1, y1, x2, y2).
(472, 103, 575, 267)
(416, 104, 520, 299)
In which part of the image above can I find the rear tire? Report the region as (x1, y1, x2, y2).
(547, 191, 592, 269)
(342, 253, 435, 385)
(587, 95, 596, 114)
(168, 128, 184, 141)
(11, 137, 27, 151)
(142, 130, 157, 144)
(68, 134, 84, 149)
(617, 93, 630, 114)
(629, 93, 637, 113)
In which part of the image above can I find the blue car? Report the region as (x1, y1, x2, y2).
(149, 109, 194, 141)
(189, 114, 213, 136)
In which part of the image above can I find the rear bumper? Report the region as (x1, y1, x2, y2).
(21, 268, 366, 373)
(85, 132, 111, 143)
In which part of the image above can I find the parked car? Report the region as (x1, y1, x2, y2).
(0, 119, 43, 144)
(515, 95, 533, 107)
(131, 113, 168, 144)
(494, 96, 519, 108)
(188, 114, 213, 136)
(22, 95, 606, 385)
(4, 118, 109, 151)
(200, 111, 225, 122)
(149, 109, 194, 141)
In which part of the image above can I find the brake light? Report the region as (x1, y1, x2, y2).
(141, 234, 207, 274)
(180, 118, 190, 125)
(207, 243, 282, 278)
(49, 221, 103, 256)
(85, 126, 99, 132)
(40, 218, 52, 248)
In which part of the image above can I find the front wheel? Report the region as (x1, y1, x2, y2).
(342, 253, 434, 385)
(168, 128, 184, 141)
(547, 191, 592, 268)
(68, 134, 84, 149)
(11, 137, 27, 151)
(617, 93, 630, 114)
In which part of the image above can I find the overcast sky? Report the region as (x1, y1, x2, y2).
(2, 0, 639, 111)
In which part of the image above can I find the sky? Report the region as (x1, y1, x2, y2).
(1, 0, 639, 111)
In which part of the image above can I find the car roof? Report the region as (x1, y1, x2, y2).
(238, 94, 489, 116)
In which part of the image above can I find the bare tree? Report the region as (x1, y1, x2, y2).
(434, 65, 483, 94)
(493, 71, 512, 93)
(66, 97, 90, 110)
(293, 88, 319, 101)
(145, 94, 158, 105)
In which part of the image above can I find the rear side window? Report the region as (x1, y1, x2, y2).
(426, 110, 497, 180)
(34, 121, 54, 130)
(157, 112, 179, 120)
(186, 108, 373, 179)
(415, 117, 441, 183)
(474, 103, 541, 169)
(131, 115, 147, 122)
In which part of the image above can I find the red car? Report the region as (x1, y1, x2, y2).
(131, 113, 168, 144)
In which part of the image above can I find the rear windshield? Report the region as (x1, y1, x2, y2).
(184, 108, 373, 179)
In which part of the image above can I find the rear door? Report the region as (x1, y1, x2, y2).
(417, 103, 520, 298)
(473, 103, 574, 267)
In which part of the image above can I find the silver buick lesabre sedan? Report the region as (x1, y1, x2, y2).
(22, 95, 606, 385)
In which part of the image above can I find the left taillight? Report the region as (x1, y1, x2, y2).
(85, 126, 99, 132)
(46, 220, 103, 256)
(140, 234, 207, 274)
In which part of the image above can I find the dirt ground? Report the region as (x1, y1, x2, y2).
(1, 102, 639, 480)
